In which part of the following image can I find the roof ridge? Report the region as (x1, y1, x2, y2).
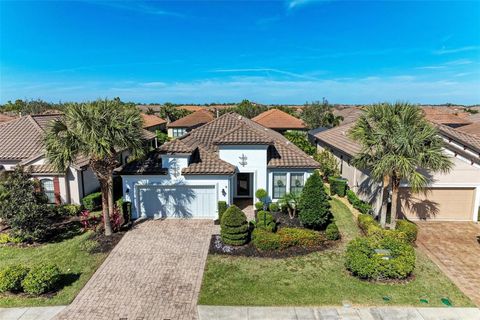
(25, 115, 47, 133)
(252, 108, 275, 121)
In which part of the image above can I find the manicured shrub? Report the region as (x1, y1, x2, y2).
(325, 222, 340, 240)
(255, 188, 268, 202)
(329, 176, 348, 197)
(252, 228, 281, 251)
(357, 214, 379, 235)
(256, 211, 276, 232)
(255, 201, 264, 211)
(82, 192, 102, 211)
(346, 190, 372, 214)
(221, 205, 249, 246)
(56, 204, 81, 217)
(395, 220, 418, 243)
(345, 235, 416, 280)
(0, 265, 30, 293)
(22, 263, 61, 295)
(0, 233, 10, 244)
(268, 202, 279, 212)
(298, 171, 332, 230)
(252, 227, 325, 251)
(218, 201, 228, 222)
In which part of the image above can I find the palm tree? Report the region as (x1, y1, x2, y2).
(44, 99, 145, 235)
(278, 192, 301, 219)
(348, 102, 453, 227)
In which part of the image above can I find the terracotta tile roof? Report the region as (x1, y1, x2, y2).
(141, 113, 166, 128)
(436, 123, 480, 153)
(159, 139, 195, 154)
(456, 122, 480, 138)
(0, 114, 155, 164)
(313, 122, 361, 157)
(167, 110, 214, 128)
(27, 164, 64, 175)
(176, 105, 208, 112)
(182, 148, 236, 175)
(252, 109, 306, 130)
(422, 107, 472, 126)
(123, 112, 319, 175)
(333, 107, 365, 125)
(0, 116, 45, 160)
(0, 114, 16, 124)
(213, 123, 274, 145)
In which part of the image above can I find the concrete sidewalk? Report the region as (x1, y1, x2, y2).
(198, 305, 480, 320)
(0, 306, 65, 320)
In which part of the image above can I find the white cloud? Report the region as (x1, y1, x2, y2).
(433, 46, 479, 55)
(2, 75, 479, 105)
(287, 0, 330, 10)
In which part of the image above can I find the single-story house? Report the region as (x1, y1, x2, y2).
(120, 112, 320, 220)
(141, 113, 167, 132)
(167, 109, 215, 138)
(0, 113, 156, 205)
(313, 120, 480, 222)
(252, 108, 306, 133)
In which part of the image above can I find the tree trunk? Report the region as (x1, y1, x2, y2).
(390, 180, 400, 228)
(108, 175, 115, 229)
(100, 181, 113, 236)
(379, 175, 390, 228)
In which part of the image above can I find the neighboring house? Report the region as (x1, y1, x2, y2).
(167, 109, 215, 138)
(120, 112, 319, 220)
(422, 107, 472, 128)
(0, 114, 16, 124)
(252, 108, 306, 133)
(456, 122, 480, 138)
(141, 113, 167, 132)
(0, 114, 156, 205)
(313, 121, 480, 222)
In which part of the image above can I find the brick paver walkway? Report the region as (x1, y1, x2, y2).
(416, 221, 480, 307)
(56, 220, 214, 320)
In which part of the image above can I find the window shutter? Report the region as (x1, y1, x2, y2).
(53, 177, 61, 204)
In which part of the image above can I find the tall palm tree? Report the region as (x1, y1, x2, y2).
(44, 99, 145, 235)
(348, 102, 452, 227)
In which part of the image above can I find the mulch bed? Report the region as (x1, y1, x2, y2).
(209, 234, 335, 259)
(270, 211, 303, 228)
(90, 230, 125, 253)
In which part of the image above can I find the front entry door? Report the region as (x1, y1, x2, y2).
(236, 173, 251, 197)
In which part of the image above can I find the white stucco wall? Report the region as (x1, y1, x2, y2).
(122, 174, 231, 219)
(0, 161, 19, 171)
(219, 145, 268, 201)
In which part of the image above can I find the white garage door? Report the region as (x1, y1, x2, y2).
(138, 185, 217, 219)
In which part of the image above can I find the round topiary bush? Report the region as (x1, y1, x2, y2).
(345, 235, 416, 280)
(255, 201, 264, 211)
(21, 263, 61, 295)
(325, 222, 340, 240)
(221, 205, 249, 246)
(256, 211, 276, 232)
(0, 265, 30, 293)
(255, 189, 268, 202)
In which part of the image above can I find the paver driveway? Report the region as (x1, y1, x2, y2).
(56, 219, 214, 320)
(416, 221, 480, 307)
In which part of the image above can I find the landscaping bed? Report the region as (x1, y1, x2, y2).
(199, 198, 474, 307)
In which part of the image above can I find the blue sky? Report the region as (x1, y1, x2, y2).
(1, 0, 479, 104)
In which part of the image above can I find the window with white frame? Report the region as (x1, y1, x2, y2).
(290, 173, 304, 194)
(40, 179, 55, 203)
(273, 173, 287, 199)
(172, 128, 186, 138)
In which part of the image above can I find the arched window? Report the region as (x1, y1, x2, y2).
(40, 179, 55, 203)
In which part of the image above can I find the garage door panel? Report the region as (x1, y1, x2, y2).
(138, 185, 216, 219)
(399, 187, 475, 221)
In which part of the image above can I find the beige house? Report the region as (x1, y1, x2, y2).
(167, 110, 214, 138)
(0, 113, 156, 205)
(313, 119, 480, 222)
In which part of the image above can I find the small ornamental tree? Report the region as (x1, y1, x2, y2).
(220, 205, 249, 246)
(298, 171, 332, 229)
(314, 150, 340, 180)
(0, 168, 53, 241)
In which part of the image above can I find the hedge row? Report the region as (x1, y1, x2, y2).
(252, 227, 326, 251)
(357, 214, 417, 244)
(329, 177, 348, 197)
(346, 190, 372, 215)
(81, 192, 102, 211)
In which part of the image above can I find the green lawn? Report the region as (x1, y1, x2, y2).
(0, 231, 107, 307)
(198, 198, 473, 307)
